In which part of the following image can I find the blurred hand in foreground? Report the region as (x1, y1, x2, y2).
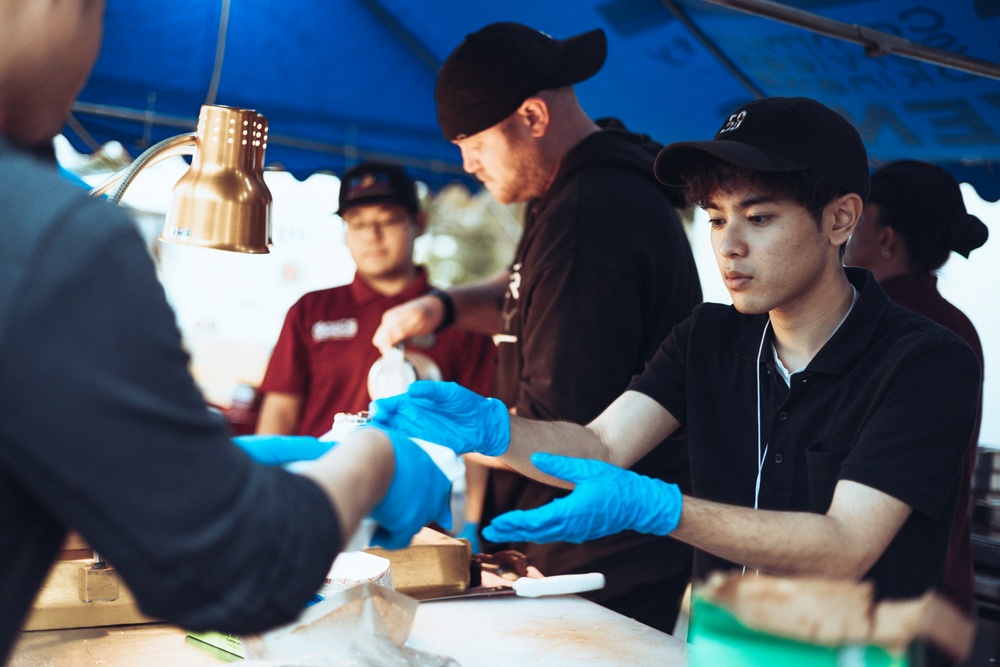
(232, 435, 333, 465)
(369, 428, 453, 549)
(235, 431, 451, 550)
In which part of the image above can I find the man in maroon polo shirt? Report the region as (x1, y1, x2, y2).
(256, 161, 495, 438)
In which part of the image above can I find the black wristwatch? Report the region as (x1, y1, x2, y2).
(429, 288, 456, 333)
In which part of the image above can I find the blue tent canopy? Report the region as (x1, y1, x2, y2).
(68, 0, 1000, 200)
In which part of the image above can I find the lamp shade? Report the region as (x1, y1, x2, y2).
(160, 105, 272, 253)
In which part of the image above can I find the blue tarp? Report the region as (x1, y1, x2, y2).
(68, 0, 1000, 200)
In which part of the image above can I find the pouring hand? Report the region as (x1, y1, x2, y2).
(372, 295, 443, 354)
(369, 380, 510, 457)
(369, 428, 453, 549)
(232, 434, 334, 465)
(482, 453, 682, 544)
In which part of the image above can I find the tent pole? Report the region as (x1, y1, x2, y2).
(68, 102, 468, 178)
(205, 0, 232, 106)
(699, 0, 1000, 81)
(359, 0, 442, 74)
(72, 103, 196, 131)
(661, 0, 765, 99)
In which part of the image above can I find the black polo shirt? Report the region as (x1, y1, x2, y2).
(628, 268, 980, 599)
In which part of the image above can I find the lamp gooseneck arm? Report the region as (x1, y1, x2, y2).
(89, 133, 197, 204)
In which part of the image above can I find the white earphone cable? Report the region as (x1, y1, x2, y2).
(743, 318, 771, 577)
(754, 318, 771, 511)
(741, 284, 856, 577)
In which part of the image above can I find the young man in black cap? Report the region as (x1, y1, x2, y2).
(371, 97, 981, 605)
(256, 161, 494, 438)
(372, 22, 702, 632)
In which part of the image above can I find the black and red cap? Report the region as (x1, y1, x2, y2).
(337, 161, 419, 216)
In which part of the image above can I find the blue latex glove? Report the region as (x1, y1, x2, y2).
(457, 522, 481, 555)
(232, 435, 334, 465)
(482, 452, 683, 544)
(369, 428, 453, 549)
(369, 380, 510, 457)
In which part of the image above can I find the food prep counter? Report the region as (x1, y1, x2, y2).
(9, 594, 688, 666)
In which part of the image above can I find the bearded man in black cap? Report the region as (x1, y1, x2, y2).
(373, 22, 702, 632)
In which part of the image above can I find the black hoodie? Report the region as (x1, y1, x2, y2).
(484, 119, 702, 629)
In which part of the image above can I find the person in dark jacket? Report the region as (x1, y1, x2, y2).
(372, 22, 702, 633)
(845, 160, 988, 614)
(0, 2, 451, 664)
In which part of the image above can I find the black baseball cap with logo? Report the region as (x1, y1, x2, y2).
(336, 161, 419, 216)
(435, 22, 607, 141)
(654, 97, 871, 201)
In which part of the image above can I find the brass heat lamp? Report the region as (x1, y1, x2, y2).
(90, 104, 272, 253)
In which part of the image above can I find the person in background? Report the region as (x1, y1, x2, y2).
(0, 2, 450, 663)
(256, 160, 495, 543)
(372, 22, 702, 633)
(371, 98, 981, 620)
(255, 160, 495, 438)
(844, 160, 988, 614)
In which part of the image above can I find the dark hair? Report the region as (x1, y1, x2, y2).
(867, 161, 988, 273)
(873, 204, 951, 272)
(679, 156, 846, 226)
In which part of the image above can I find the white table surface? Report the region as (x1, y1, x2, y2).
(410, 594, 688, 666)
(10, 595, 688, 666)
